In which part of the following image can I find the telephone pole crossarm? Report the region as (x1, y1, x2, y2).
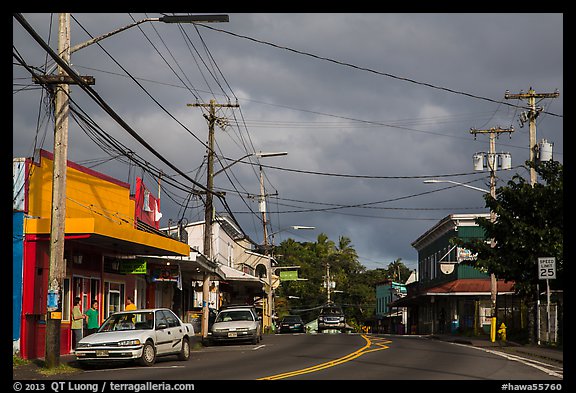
(504, 88, 559, 186)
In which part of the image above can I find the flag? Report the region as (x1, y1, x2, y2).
(154, 200, 163, 222)
(177, 264, 182, 291)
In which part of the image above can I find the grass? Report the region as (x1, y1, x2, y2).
(13, 354, 80, 376)
(37, 361, 79, 376)
(12, 355, 30, 367)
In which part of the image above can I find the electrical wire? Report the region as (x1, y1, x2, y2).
(198, 23, 562, 119)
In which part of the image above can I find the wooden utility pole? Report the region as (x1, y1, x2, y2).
(470, 126, 514, 342)
(259, 165, 273, 331)
(39, 13, 96, 368)
(504, 88, 559, 186)
(504, 88, 559, 344)
(45, 13, 71, 368)
(188, 99, 238, 340)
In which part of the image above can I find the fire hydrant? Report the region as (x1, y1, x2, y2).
(497, 322, 507, 342)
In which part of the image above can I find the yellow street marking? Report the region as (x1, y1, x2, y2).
(257, 334, 391, 380)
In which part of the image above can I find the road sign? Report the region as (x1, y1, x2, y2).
(538, 257, 556, 280)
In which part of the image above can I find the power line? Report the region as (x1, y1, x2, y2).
(199, 23, 562, 119)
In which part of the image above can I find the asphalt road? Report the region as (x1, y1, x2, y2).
(57, 333, 562, 382)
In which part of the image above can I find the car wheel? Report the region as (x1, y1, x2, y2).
(139, 341, 156, 366)
(178, 338, 191, 361)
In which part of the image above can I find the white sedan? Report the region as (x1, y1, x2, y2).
(75, 308, 194, 366)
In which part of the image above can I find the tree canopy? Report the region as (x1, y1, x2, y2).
(454, 160, 563, 299)
(273, 234, 412, 327)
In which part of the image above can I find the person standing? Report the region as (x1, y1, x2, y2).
(125, 296, 137, 311)
(70, 297, 84, 349)
(84, 300, 99, 336)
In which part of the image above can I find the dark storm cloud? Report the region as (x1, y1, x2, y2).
(13, 13, 563, 270)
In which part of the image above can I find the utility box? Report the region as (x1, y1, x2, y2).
(500, 153, 512, 170)
(473, 153, 484, 171)
(538, 139, 553, 162)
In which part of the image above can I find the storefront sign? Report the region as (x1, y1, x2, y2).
(279, 270, 298, 281)
(457, 247, 477, 262)
(151, 266, 180, 282)
(120, 260, 147, 274)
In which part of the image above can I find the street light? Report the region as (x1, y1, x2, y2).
(214, 151, 288, 177)
(268, 225, 315, 244)
(38, 15, 231, 76)
(423, 177, 499, 342)
(423, 179, 489, 193)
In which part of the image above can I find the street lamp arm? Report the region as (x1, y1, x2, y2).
(214, 151, 288, 177)
(268, 225, 315, 239)
(70, 18, 158, 54)
(70, 15, 230, 54)
(214, 153, 254, 177)
(423, 179, 489, 194)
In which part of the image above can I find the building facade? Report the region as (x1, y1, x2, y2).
(13, 150, 191, 359)
(375, 279, 407, 334)
(392, 214, 521, 336)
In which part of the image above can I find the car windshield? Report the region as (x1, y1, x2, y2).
(282, 316, 302, 323)
(215, 310, 254, 322)
(99, 311, 154, 332)
(321, 307, 342, 315)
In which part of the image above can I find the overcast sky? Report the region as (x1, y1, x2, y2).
(13, 13, 563, 271)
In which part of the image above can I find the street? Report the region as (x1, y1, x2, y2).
(52, 333, 562, 381)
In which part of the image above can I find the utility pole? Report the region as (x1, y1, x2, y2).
(188, 99, 238, 340)
(35, 13, 93, 368)
(326, 260, 331, 303)
(255, 152, 287, 332)
(470, 126, 514, 342)
(43, 13, 71, 369)
(504, 88, 559, 186)
(504, 88, 559, 345)
(259, 165, 273, 331)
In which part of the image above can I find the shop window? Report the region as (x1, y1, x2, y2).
(104, 282, 125, 319)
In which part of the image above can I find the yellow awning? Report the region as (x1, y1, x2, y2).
(24, 217, 190, 256)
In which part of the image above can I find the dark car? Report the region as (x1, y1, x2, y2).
(317, 303, 346, 333)
(278, 315, 305, 334)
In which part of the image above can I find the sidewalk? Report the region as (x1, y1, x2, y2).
(428, 334, 563, 364)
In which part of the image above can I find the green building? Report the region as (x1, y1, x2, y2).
(393, 214, 520, 336)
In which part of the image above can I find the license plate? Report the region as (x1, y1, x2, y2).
(228, 332, 237, 338)
(96, 350, 109, 357)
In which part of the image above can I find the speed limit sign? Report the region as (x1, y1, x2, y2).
(538, 257, 556, 280)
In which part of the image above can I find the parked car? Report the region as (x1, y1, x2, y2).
(207, 305, 262, 345)
(277, 315, 305, 334)
(317, 302, 346, 333)
(75, 308, 194, 367)
(187, 306, 217, 333)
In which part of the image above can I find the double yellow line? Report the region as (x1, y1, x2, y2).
(258, 334, 392, 380)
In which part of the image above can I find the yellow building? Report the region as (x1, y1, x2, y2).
(16, 150, 190, 359)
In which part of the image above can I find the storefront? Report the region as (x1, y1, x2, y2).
(15, 151, 190, 359)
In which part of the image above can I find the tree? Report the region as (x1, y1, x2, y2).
(385, 258, 412, 283)
(455, 160, 563, 299)
(454, 160, 563, 343)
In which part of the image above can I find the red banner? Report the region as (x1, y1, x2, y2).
(134, 177, 162, 229)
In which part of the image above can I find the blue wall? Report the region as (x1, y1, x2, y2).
(13, 211, 24, 342)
